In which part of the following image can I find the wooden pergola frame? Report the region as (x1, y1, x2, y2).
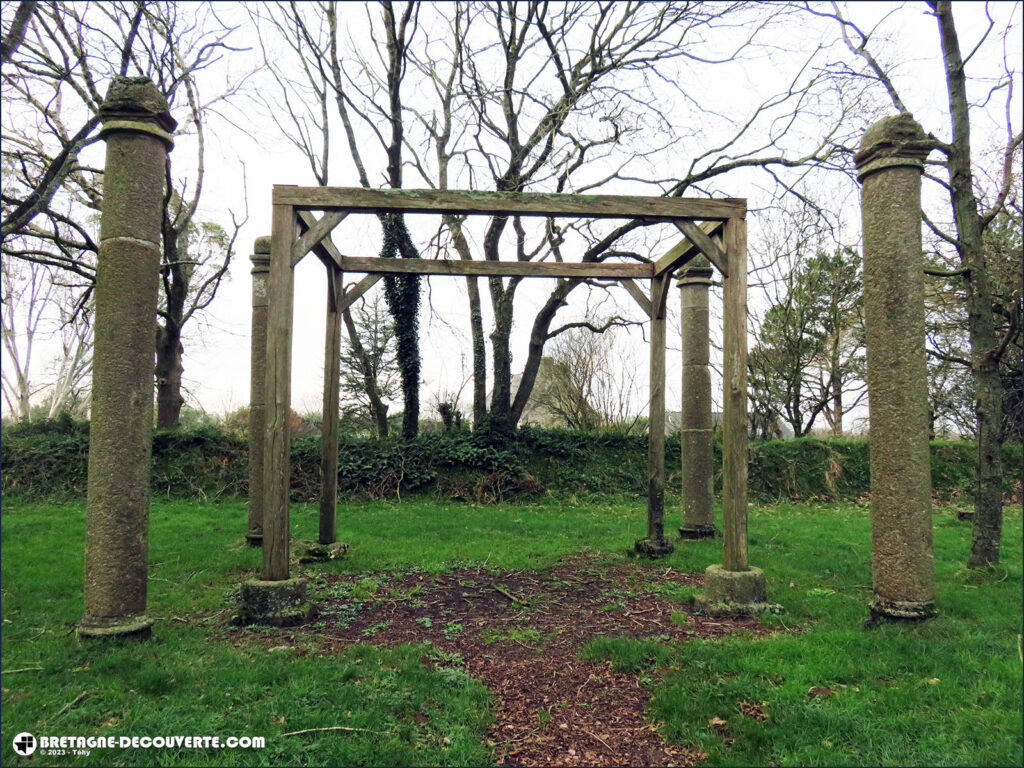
(258, 186, 750, 581)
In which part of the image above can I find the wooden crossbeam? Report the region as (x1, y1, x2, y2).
(338, 274, 382, 313)
(620, 278, 652, 317)
(336, 255, 653, 279)
(275, 186, 745, 222)
(295, 210, 348, 269)
(675, 220, 728, 277)
(652, 220, 724, 278)
(292, 210, 348, 266)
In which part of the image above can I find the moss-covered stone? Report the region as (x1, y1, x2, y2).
(693, 564, 782, 617)
(634, 537, 674, 558)
(237, 578, 313, 627)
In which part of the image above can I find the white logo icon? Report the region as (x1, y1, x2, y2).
(13, 732, 37, 756)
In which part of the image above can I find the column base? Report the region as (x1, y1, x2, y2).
(866, 597, 936, 626)
(78, 614, 153, 640)
(244, 531, 263, 547)
(296, 540, 349, 563)
(634, 537, 675, 558)
(679, 524, 717, 540)
(692, 564, 782, 617)
(237, 578, 313, 627)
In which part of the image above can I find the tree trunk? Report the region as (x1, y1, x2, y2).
(830, 335, 843, 436)
(341, 307, 389, 438)
(155, 329, 184, 428)
(934, 0, 1005, 566)
(443, 216, 488, 428)
(487, 288, 515, 433)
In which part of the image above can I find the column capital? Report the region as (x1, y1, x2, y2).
(677, 255, 714, 287)
(99, 76, 176, 148)
(251, 236, 271, 272)
(854, 113, 934, 183)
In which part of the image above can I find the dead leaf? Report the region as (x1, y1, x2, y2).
(807, 686, 833, 699)
(926, 677, 940, 685)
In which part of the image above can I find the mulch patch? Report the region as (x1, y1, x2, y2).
(235, 552, 775, 766)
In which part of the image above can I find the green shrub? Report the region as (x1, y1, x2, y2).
(2, 419, 1020, 504)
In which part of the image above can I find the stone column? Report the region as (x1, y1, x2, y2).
(855, 113, 936, 623)
(246, 237, 271, 546)
(79, 77, 175, 639)
(678, 256, 716, 539)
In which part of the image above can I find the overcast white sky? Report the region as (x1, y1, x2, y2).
(3, 2, 1020, 428)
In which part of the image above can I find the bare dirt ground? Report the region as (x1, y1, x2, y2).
(236, 552, 775, 766)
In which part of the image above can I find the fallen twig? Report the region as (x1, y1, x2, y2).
(492, 584, 526, 605)
(51, 691, 100, 721)
(282, 725, 394, 737)
(2, 667, 43, 674)
(583, 727, 618, 756)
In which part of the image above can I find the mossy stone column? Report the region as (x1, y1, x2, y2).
(678, 256, 716, 539)
(79, 77, 175, 640)
(855, 113, 936, 623)
(246, 237, 271, 546)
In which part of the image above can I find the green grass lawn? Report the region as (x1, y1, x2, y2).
(1, 495, 1021, 766)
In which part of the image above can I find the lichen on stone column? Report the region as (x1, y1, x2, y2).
(79, 76, 175, 640)
(246, 236, 271, 547)
(855, 113, 937, 624)
(678, 257, 716, 540)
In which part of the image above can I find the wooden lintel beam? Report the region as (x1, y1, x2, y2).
(292, 210, 348, 266)
(675, 220, 729, 277)
(652, 220, 723, 278)
(337, 255, 653, 279)
(274, 185, 746, 222)
(337, 274, 382, 314)
(621, 278, 652, 317)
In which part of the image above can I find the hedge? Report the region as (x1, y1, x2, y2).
(2, 418, 1020, 504)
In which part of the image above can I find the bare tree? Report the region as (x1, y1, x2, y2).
(1, 249, 91, 420)
(1, 1, 250, 427)
(815, 1, 1022, 566)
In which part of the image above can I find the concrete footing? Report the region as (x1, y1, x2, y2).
(692, 564, 781, 617)
(237, 578, 313, 626)
(634, 537, 674, 558)
(244, 532, 263, 548)
(78, 614, 153, 640)
(679, 524, 716, 540)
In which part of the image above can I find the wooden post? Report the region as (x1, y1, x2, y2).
(246, 237, 270, 546)
(239, 197, 312, 626)
(721, 216, 749, 572)
(635, 273, 673, 557)
(694, 213, 772, 616)
(262, 203, 297, 582)
(678, 257, 716, 539)
(79, 77, 175, 639)
(319, 264, 342, 545)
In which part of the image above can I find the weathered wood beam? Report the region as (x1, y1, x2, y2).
(721, 217, 749, 572)
(297, 210, 345, 269)
(291, 210, 348, 266)
(652, 220, 724, 278)
(675, 220, 729, 277)
(262, 203, 297, 582)
(319, 265, 342, 546)
(620, 278, 652, 317)
(274, 185, 746, 222)
(337, 255, 653, 279)
(338, 274, 382, 314)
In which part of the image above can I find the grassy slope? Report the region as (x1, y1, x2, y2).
(1, 497, 1021, 767)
